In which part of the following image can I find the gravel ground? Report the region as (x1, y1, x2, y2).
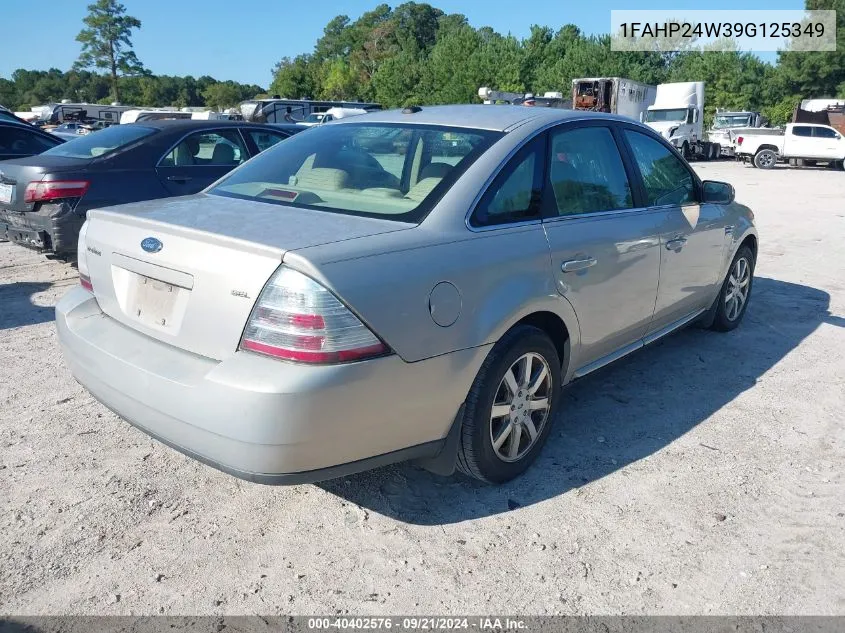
(1, 161, 843, 616)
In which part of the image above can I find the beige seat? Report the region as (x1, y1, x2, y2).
(404, 177, 442, 203)
(295, 167, 349, 191)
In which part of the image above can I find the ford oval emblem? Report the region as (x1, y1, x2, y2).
(141, 237, 163, 253)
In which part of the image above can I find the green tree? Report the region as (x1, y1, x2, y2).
(73, 0, 146, 103)
(202, 81, 243, 110)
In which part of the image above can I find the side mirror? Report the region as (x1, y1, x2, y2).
(702, 180, 735, 205)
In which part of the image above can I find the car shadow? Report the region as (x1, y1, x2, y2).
(0, 282, 54, 330)
(319, 277, 842, 525)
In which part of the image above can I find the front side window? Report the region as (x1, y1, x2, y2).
(160, 130, 247, 167)
(210, 123, 500, 222)
(546, 127, 633, 216)
(624, 130, 697, 207)
(812, 127, 838, 138)
(792, 126, 813, 137)
(472, 139, 543, 227)
(41, 124, 156, 159)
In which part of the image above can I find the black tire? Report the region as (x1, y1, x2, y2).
(456, 325, 562, 483)
(681, 142, 690, 160)
(709, 245, 755, 332)
(754, 149, 777, 169)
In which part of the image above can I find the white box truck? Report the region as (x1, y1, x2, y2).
(643, 81, 721, 160)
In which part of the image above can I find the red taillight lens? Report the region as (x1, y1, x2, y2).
(240, 267, 388, 364)
(79, 272, 93, 292)
(736, 136, 744, 146)
(24, 180, 90, 203)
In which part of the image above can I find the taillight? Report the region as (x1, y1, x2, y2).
(240, 267, 388, 364)
(736, 136, 744, 146)
(79, 273, 93, 292)
(24, 180, 90, 203)
(77, 220, 93, 293)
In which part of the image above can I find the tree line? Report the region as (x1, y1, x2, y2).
(269, 0, 845, 125)
(0, 0, 262, 112)
(1, 0, 843, 125)
(0, 69, 264, 112)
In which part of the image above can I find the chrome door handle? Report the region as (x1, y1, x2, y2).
(665, 238, 687, 250)
(561, 257, 597, 273)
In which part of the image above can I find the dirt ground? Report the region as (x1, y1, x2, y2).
(1, 161, 843, 616)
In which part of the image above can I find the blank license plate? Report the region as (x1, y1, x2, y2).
(0, 183, 13, 205)
(132, 276, 180, 328)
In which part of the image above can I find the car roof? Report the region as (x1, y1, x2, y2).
(128, 119, 271, 131)
(335, 104, 626, 132)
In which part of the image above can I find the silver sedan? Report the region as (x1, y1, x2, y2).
(56, 105, 757, 484)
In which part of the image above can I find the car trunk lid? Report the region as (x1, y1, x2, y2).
(0, 156, 89, 212)
(83, 193, 411, 361)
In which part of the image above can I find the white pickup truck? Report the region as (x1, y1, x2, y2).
(736, 123, 845, 169)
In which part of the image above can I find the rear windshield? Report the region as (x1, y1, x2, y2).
(41, 124, 157, 159)
(209, 123, 502, 222)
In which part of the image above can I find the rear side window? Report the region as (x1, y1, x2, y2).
(546, 127, 633, 216)
(472, 138, 543, 227)
(791, 126, 813, 137)
(160, 130, 247, 166)
(624, 130, 697, 207)
(0, 126, 60, 155)
(42, 124, 156, 159)
(246, 129, 288, 152)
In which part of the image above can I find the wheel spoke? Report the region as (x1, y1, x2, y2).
(508, 424, 523, 459)
(528, 363, 548, 395)
(528, 397, 549, 411)
(519, 355, 533, 388)
(493, 422, 513, 451)
(729, 274, 737, 286)
(503, 368, 519, 397)
(737, 290, 746, 309)
(739, 277, 749, 288)
(491, 404, 511, 419)
(523, 417, 538, 441)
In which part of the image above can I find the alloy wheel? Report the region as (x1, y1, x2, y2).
(725, 256, 751, 321)
(489, 352, 553, 463)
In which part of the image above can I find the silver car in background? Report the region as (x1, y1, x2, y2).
(56, 105, 757, 484)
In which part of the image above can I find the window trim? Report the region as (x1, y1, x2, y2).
(540, 121, 639, 221)
(617, 122, 703, 209)
(156, 127, 251, 168)
(469, 135, 545, 229)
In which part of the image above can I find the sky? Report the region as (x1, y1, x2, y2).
(0, 0, 803, 89)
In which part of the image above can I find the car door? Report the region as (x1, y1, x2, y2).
(621, 127, 727, 333)
(541, 122, 661, 368)
(155, 128, 249, 196)
(786, 125, 816, 157)
(811, 126, 845, 160)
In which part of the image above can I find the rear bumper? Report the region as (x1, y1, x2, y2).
(55, 287, 489, 484)
(0, 201, 84, 254)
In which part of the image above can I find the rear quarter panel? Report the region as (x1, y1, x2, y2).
(285, 224, 581, 365)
